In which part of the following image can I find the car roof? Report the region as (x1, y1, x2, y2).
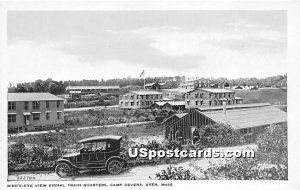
(78, 135, 123, 143)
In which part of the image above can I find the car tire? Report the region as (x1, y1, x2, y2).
(55, 162, 71, 178)
(107, 159, 123, 175)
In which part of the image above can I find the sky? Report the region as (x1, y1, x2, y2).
(7, 11, 287, 83)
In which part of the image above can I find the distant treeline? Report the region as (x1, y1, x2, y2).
(9, 79, 67, 95)
(8, 74, 286, 95)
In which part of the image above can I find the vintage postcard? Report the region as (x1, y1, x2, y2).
(1, 0, 300, 190)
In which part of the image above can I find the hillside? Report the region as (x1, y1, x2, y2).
(233, 88, 287, 105)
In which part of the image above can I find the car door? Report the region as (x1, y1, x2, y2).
(102, 140, 119, 159)
(95, 141, 106, 162)
(89, 142, 99, 162)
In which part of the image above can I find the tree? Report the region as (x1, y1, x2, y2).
(15, 84, 27, 92)
(224, 82, 230, 88)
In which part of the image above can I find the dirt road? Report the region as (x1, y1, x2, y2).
(8, 144, 257, 181)
(7, 158, 215, 181)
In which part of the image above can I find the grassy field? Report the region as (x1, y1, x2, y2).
(9, 122, 164, 149)
(233, 88, 287, 105)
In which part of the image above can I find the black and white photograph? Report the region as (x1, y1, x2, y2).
(1, 1, 300, 190)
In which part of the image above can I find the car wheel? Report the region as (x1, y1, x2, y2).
(107, 159, 123, 175)
(55, 163, 71, 178)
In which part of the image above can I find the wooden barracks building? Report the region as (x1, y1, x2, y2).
(185, 88, 243, 108)
(8, 93, 64, 132)
(119, 91, 163, 109)
(164, 103, 287, 144)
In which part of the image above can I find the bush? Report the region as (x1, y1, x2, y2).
(119, 117, 129, 123)
(153, 166, 196, 180)
(147, 114, 155, 121)
(63, 108, 165, 128)
(155, 109, 170, 123)
(256, 123, 287, 165)
(137, 116, 147, 122)
(8, 142, 29, 164)
(129, 117, 137, 123)
(199, 123, 241, 147)
(164, 140, 183, 150)
(203, 158, 287, 180)
(107, 116, 119, 125)
(201, 123, 288, 180)
(8, 142, 64, 172)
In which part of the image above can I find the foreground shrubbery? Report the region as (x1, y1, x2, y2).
(154, 123, 288, 180)
(153, 166, 196, 180)
(202, 123, 287, 180)
(8, 139, 198, 172)
(202, 158, 287, 180)
(8, 142, 65, 172)
(199, 123, 242, 147)
(256, 123, 287, 165)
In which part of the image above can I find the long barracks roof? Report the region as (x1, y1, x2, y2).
(195, 103, 286, 129)
(129, 90, 163, 95)
(167, 101, 186, 106)
(159, 88, 194, 93)
(8, 93, 64, 101)
(199, 88, 234, 93)
(188, 88, 234, 93)
(144, 82, 166, 87)
(66, 86, 120, 90)
(197, 103, 270, 112)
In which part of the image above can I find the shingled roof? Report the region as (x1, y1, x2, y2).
(8, 93, 64, 101)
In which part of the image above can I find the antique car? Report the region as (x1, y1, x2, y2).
(55, 135, 126, 177)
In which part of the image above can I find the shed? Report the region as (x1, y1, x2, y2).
(164, 101, 185, 111)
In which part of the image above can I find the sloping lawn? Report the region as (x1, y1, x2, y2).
(234, 88, 287, 105)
